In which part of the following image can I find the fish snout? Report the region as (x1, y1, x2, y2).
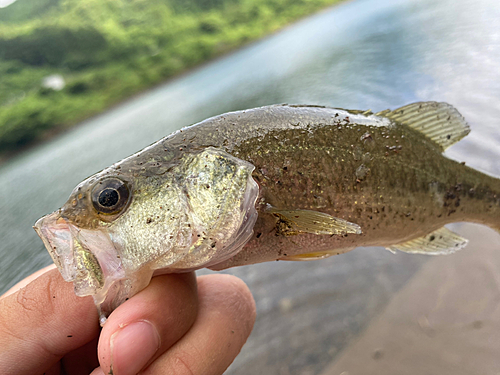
(34, 212, 76, 282)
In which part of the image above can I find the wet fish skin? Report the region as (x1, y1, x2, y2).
(34, 103, 500, 322)
(197, 104, 500, 268)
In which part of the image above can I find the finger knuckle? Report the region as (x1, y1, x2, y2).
(171, 349, 197, 375)
(216, 277, 256, 326)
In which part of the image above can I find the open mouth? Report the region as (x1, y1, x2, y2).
(34, 212, 77, 282)
(34, 211, 137, 323)
(34, 212, 124, 295)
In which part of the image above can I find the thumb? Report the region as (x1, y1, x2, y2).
(0, 265, 100, 375)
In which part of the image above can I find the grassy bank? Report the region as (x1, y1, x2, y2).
(0, 0, 344, 154)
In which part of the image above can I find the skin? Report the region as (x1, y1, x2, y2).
(0, 265, 256, 375)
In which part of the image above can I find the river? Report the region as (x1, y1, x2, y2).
(1, 0, 499, 373)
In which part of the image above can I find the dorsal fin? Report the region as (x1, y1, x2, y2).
(375, 102, 470, 151)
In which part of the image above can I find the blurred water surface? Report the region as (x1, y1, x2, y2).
(1, 0, 500, 373)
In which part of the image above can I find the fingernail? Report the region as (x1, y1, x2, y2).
(111, 320, 160, 375)
(90, 368, 105, 375)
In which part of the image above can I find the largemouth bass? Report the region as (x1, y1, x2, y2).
(34, 102, 500, 323)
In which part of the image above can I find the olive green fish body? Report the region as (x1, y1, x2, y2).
(149, 104, 500, 268)
(34, 102, 500, 322)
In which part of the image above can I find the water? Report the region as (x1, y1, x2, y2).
(1, 0, 499, 373)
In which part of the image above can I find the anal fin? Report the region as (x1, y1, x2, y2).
(269, 209, 362, 236)
(386, 227, 468, 255)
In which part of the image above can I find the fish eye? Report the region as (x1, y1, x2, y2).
(91, 178, 130, 215)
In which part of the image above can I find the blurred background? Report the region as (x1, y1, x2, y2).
(1, 0, 500, 374)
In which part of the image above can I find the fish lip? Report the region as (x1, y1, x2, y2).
(35, 211, 131, 321)
(34, 211, 126, 283)
(34, 211, 76, 282)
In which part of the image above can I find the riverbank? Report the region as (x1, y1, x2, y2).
(0, 0, 346, 161)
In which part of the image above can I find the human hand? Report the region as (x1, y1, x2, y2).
(0, 265, 256, 375)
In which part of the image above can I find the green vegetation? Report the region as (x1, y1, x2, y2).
(0, 0, 343, 153)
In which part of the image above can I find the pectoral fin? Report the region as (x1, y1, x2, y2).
(269, 209, 362, 236)
(386, 227, 468, 255)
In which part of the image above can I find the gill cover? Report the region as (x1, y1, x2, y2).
(108, 147, 259, 272)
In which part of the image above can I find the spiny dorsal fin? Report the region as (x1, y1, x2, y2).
(268, 209, 362, 236)
(375, 102, 470, 151)
(386, 227, 468, 255)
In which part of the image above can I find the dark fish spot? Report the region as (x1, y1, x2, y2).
(256, 232, 262, 238)
(146, 218, 153, 224)
(429, 235, 436, 241)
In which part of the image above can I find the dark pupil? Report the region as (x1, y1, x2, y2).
(98, 188, 119, 207)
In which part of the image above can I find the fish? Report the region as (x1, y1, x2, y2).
(34, 102, 500, 324)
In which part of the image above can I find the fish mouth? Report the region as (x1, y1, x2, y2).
(34, 212, 77, 282)
(34, 211, 126, 297)
(34, 211, 150, 324)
